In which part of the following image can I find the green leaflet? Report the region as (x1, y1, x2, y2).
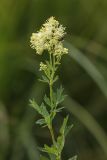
(56, 116, 69, 153)
(36, 118, 46, 126)
(29, 99, 41, 114)
(60, 116, 73, 137)
(40, 103, 49, 117)
(30, 99, 48, 117)
(44, 94, 51, 107)
(30, 99, 51, 127)
(40, 103, 51, 126)
(53, 75, 59, 83)
(56, 86, 67, 105)
(60, 116, 69, 135)
(42, 144, 58, 155)
(56, 116, 73, 153)
(56, 107, 64, 113)
(39, 75, 49, 83)
(53, 86, 67, 107)
(56, 135, 64, 154)
(65, 124, 74, 137)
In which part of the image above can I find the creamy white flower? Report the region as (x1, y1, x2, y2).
(30, 32, 45, 54)
(30, 17, 68, 57)
(54, 42, 68, 58)
(39, 62, 47, 71)
(53, 25, 65, 40)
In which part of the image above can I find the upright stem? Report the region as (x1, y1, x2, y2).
(56, 155, 61, 160)
(49, 53, 54, 108)
(49, 125, 56, 145)
(49, 53, 56, 145)
(50, 83, 53, 108)
(48, 53, 61, 160)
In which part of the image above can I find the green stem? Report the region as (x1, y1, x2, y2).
(48, 53, 56, 145)
(49, 53, 61, 160)
(49, 125, 56, 145)
(50, 83, 53, 107)
(56, 155, 61, 160)
(49, 53, 54, 108)
(56, 150, 61, 160)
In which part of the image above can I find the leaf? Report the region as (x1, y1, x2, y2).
(44, 95, 51, 107)
(36, 118, 46, 126)
(40, 103, 50, 126)
(65, 124, 74, 137)
(56, 116, 73, 153)
(42, 144, 57, 155)
(56, 116, 69, 153)
(60, 116, 73, 137)
(68, 155, 77, 160)
(60, 116, 69, 135)
(40, 103, 49, 117)
(53, 75, 59, 83)
(53, 86, 67, 106)
(56, 86, 64, 103)
(56, 107, 64, 112)
(39, 75, 49, 83)
(57, 134, 64, 153)
(29, 99, 41, 114)
(30, 100, 51, 126)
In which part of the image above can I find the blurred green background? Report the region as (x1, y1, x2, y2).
(0, 0, 107, 160)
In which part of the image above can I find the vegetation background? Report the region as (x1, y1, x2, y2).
(0, 0, 107, 160)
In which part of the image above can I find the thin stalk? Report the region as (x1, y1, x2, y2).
(48, 53, 56, 145)
(50, 83, 53, 108)
(49, 53, 54, 108)
(56, 155, 61, 160)
(49, 125, 56, 145)
(49, 53, 61, 160)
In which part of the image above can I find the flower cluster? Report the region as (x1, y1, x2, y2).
(30, 17, 68, 57)
(39, 62, 47, 71)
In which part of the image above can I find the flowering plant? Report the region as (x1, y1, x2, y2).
(30, 17, 77, 160)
